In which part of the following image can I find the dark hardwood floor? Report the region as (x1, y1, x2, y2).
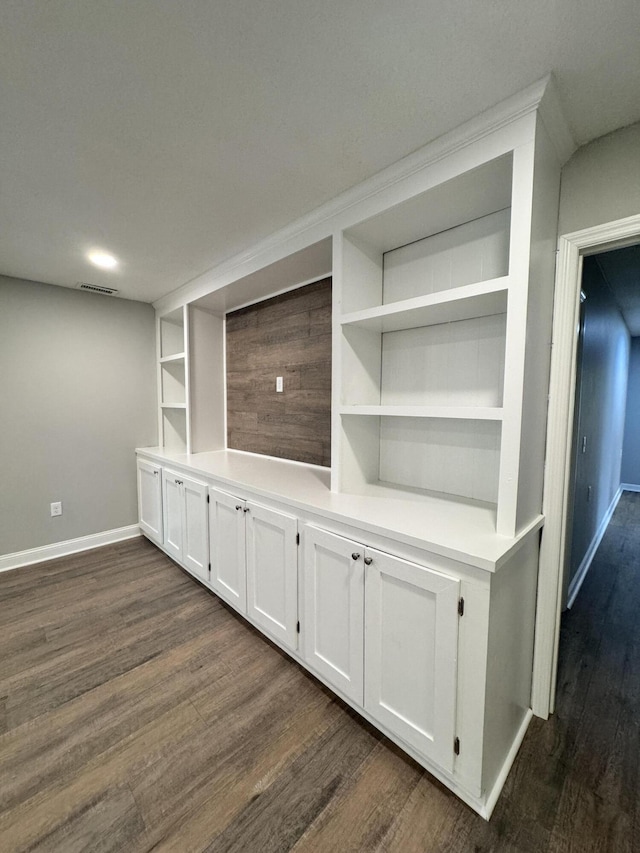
(1, 495, 639, 851)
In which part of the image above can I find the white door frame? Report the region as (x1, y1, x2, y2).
(532, 213, 640, 719)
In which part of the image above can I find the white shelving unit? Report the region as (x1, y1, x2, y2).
(157, 306, 189, 452)
(334, 157, 513, 527)
(142, 77, 574, 817)
(332, 130, 561, 538)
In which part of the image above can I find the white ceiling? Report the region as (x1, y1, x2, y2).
(1, 1, 640, 304)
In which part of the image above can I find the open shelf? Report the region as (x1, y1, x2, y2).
(161, 402, 187, 409)
(159, 352, 185, 364)
(162, 407, 188, 452)
(339, 405, 503, 420)
(340, 155, 513, 316)
(339, 414, 501, 506)
(159, 308, 185, 359)
(160, 358, 186, 407)
(341, 313, 506, 409)
(340, 277, 508, 332)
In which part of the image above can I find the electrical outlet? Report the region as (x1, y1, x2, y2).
(276, 376, 283, 392)
(50, 501, 62, 517)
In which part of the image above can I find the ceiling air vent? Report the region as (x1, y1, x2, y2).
(76, 282, 119, 296)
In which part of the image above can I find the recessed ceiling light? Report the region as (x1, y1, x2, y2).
(87, 249, 119, 270)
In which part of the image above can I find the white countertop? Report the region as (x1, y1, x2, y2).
(136, 447, 543, 571)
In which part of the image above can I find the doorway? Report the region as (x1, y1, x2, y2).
(564, 246, 640, 611)
(531, 212, 640, 719)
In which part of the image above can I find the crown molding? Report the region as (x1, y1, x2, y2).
(154, 75, 564, 314)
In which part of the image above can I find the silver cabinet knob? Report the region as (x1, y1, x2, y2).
(243, 507, 250, 513)
(352, 552, 360, 560)
(235, 505, 242, 511)
(364, 556, 373, 566)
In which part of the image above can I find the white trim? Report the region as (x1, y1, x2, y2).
(483, 708, 533, 820)
(154, 76, 574, 316)
(621, 483, 640, 493)
(566, 487, 622, 609)
(222, 272, 331, 317)
(0, 525, 141, 574)
(533, 212, 640, 719)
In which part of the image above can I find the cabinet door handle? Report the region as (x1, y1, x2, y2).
(352, 552, 361, 561)
(243, 507, 250, 513)
(364, 556, 373, 566)
(235, 505, 242, 511)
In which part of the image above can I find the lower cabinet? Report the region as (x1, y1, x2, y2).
(136, 451, 539, 817)
(301, 526, 365, 704)
(208, 487, 247, 613)
(162, 469, 209, 584)
(209, 487, 298, 651)
(302, 524, 460, 773)
(137, 458, 163, 545)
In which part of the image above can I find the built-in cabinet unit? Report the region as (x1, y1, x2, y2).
(139, 77, 575, 819)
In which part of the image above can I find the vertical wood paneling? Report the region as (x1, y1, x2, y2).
(226, 279, 332, 466)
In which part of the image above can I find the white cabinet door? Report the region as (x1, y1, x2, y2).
(162, 469, 184, 562)
(137, 459, 163, 545)
(364, 548, 460, 772)
(246, 502, 298, 651)
(209, 488, 247, 613)
(301, 525, 364, 704)
(161, 469, 209, 582)
(182, 477, 209, 583)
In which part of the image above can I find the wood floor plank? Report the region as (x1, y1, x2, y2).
(138, 687, 342, 851)
(25, 784, 147, 853)
(0, 699, 206, 849)
(0, 631, 230, 814)
(291, 741, 421, 853)
(131, 658, 335, 828)
(199, 715, 379, 853)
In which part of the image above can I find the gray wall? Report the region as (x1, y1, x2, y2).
(567, 258, 630, 593)
(0, 276, 157, 556)
(559, 121, 640, 235)
(622, 337, 640, 486)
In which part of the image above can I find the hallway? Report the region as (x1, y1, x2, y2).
(510, 489, 640, 849)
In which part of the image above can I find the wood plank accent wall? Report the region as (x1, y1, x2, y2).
(226, 278, 332, 466)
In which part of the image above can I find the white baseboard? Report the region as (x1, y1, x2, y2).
(483, 708, 533, 820)
(0, 525, 141, 574)
(567, 487, 622, 609)
(621, 483, 640, 493)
